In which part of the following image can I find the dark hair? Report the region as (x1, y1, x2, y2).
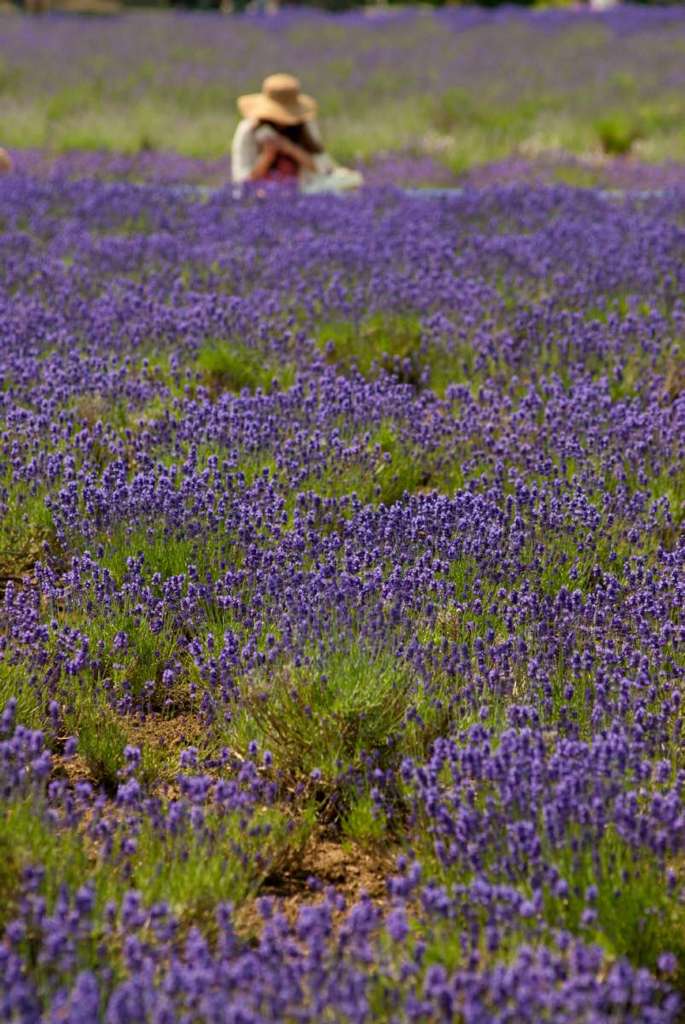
(257, 120, 323, 155)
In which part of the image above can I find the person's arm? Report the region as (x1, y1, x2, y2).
(248, 142, 281, 181)
(269, 134, 316, 173)
(249, 127, 317, 180)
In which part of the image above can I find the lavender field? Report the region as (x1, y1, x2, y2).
(1, 7, 685, 1022)
(0, 171, 684, 1021)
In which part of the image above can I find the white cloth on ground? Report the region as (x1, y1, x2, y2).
(300, 158, 363, 193)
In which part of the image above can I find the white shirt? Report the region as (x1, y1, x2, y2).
(231, 119, 274, 183)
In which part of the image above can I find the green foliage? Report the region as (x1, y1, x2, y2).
(595, 113, 641, 156)
(0, 799, 92, 933)
(227, 645, 412, 783)
(0, 662, 47, 734)
(196, 340, 293, 394)
(303, 420, 428, 506)
(130, 807, 295, 921)
(545, 829, 685, 980)
(409, 773, 685, 980)
(316, 312, 489, 400)
(0, 791, 303, 975)
(101, 521, 203, 582)
(366, 422, 428, 504)
(551, 162, 607, 188)
(0, 826, 22, 932)
(342, 791, 388, 847)
(70, 392, 131, 432)
(316, 313, 424, 386)
(65, 692, 167, 791)
(0, 491, 55, 584)
(66, 601, 182, 708)
(224, 642, 453, 820)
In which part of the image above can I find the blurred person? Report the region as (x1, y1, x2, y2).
(231, 74, 362, 193)
(0, 148, 13, 174)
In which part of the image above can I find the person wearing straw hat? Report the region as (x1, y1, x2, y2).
(231, 74, 362, 193)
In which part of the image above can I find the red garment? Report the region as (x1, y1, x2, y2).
(264, 153, 299, 181)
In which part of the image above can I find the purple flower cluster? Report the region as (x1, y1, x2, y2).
(10, 147, 685, 192)
(0, 173, 684, 1020)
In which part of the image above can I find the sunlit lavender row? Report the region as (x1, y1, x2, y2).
(2, 5, 685, 166)
(0, 173, 684, 1021)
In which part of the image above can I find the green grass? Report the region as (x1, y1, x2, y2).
(55, 599, 183, 709)
(315, 311, 486, 400)
(129, 806, 300, 922)
(196, 340, 295, 395)
(397, 829, 685, 991)
(407, 769, 685, 981)
(299, 420, 429, 506)
(211, 640, 455, 840)
(0, 799, 92, 933)
(98, 520, 217, 583)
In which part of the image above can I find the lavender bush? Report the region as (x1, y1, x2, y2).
(0, 170, 684, 1020)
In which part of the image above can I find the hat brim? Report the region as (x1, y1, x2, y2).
(237, 92, 317, 125)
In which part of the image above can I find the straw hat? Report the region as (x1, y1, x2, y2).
(237, 74, 317, 126)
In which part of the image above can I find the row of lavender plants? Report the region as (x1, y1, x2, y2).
(2, 6, 685, 165)
(0, 173, 684, 1021)
(11, 148, 685, 191)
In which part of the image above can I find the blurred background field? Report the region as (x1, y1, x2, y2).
(1, 6, 685, 185)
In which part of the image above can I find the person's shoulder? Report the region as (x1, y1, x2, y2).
(253, 123, 279, 143)
(233, 118, 257, 140)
